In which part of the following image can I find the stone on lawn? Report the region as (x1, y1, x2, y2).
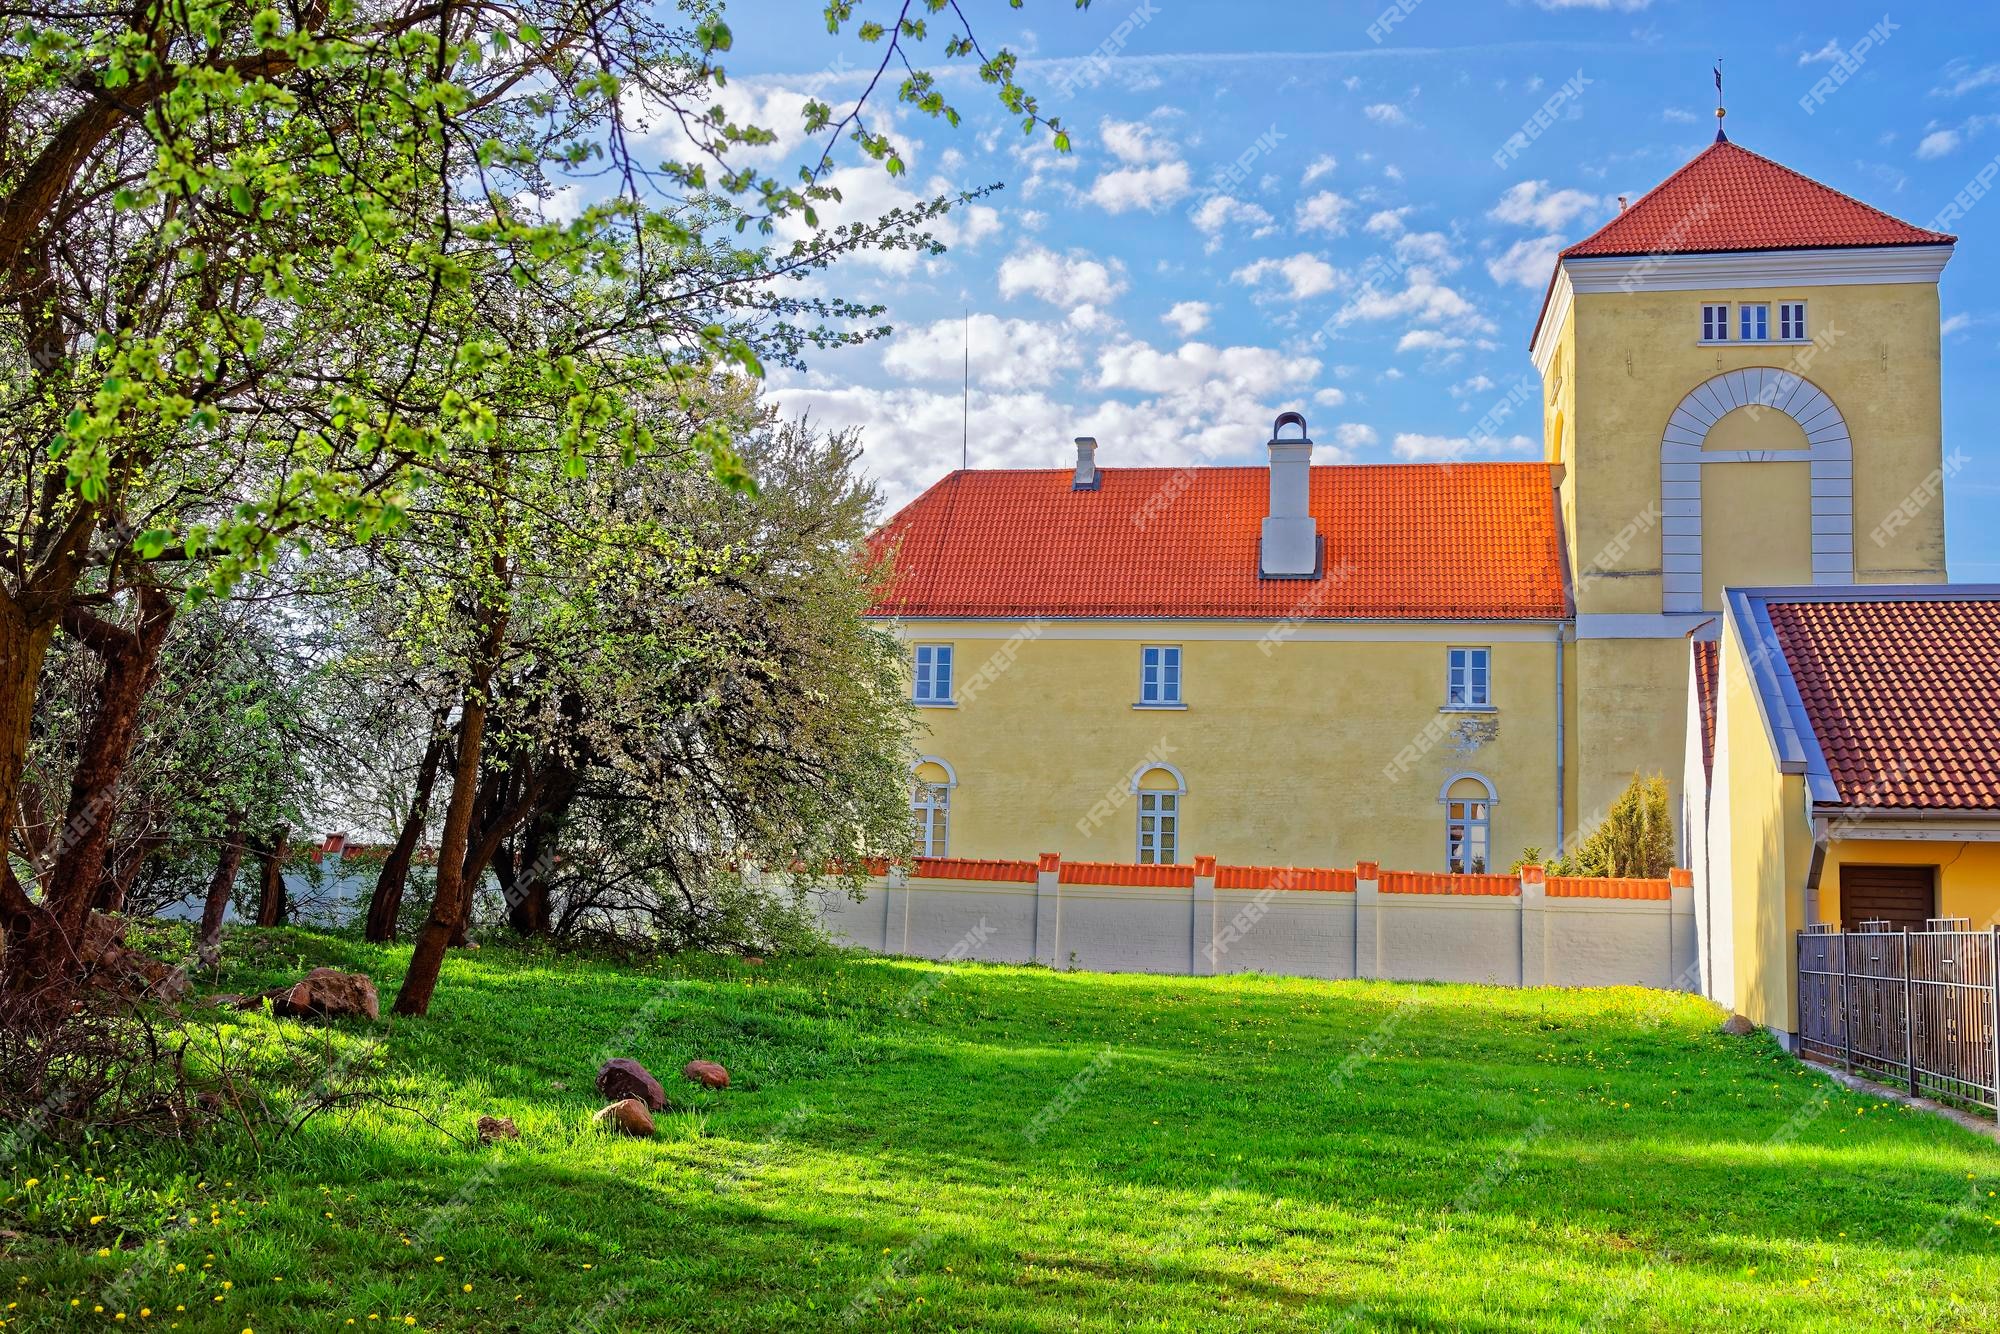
(682, 1059, 729, 1090)
(477, 1115, 519, 1144)
(263, 968, 379, 1022)
(596, 1058, 666, 1110)
(1719, 1013, 1758, 1037)
(594, 1099, 655, 1137)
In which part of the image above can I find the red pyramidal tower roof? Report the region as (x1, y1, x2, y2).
(1564, 139, 1953, 259)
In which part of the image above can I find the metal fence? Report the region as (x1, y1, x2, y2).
(1796, 922, 2000, 1116)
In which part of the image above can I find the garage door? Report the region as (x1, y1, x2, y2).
(1839, 865, 1938, 932)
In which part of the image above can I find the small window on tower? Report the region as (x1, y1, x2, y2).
(1779, 301, 1807, 341)
(1701, 304, 1730, 342)
(1739, 303, 1770, 342)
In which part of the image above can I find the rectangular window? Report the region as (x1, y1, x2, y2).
(1140, 645, 1182, 705)
(1778, 301, 1807, 341)
(1447, 647, 1491, 708)
(912, 784, 949, 857)
(1447, 800, 1490, 874)
(913, 644, 953, 704)
(1739, 303, 1770, 342)
(1137, 792, 1179, 865)
(1701, 304, 1730, 341)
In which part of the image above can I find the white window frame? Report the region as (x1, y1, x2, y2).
(1700, 304, 1731, 343)
(1738, 302, 1770, 342)
(910, 756, 955, 858)
(1778, 300, 1808, 342)
(1446, 798, 1490, 874)
(1138, 644, 1184, 707)
(1439, 771, 1496, 875)
(1137, 792, 1179, 865)
(912, 783, 950, 857)
(1446, 647, 1492, 709)
(912, 643, 954, 706)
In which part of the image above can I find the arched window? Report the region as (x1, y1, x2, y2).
(1439, 772, 1496, 874)
(911, 758, 955, 857)
(1131, 764, 1186, 865)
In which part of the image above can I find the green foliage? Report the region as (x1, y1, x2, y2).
(1, 933, 1993, 1328)
(1546, 773, 1677, 878)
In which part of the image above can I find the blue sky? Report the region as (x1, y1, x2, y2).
(713, 0, 2000, 578)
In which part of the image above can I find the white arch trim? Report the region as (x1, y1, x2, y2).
(912, 755, 957, 787)
(1660, 368, 1854, 613)
(1437, 771, 1498, 804)
(1129, 762, 1188, 795)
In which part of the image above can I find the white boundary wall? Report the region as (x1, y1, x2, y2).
(818, 860, 1698, 988)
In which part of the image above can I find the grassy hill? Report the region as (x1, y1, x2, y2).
(2, 926, 1997, 1331)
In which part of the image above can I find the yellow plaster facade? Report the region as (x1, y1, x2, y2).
(899, 620, 1564, 871)
(883, 148, 1955, 883)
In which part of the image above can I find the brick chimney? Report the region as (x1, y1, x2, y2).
(1072, 436, 1100, 490)
(1259, 412, 1319, 578)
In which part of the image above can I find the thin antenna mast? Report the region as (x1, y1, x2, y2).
(961, 308, 970, 471)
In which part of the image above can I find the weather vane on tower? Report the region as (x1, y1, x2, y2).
(1713, 59, 1729, 143)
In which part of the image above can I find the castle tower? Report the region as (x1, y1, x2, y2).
(1529, 139, 1955, 837)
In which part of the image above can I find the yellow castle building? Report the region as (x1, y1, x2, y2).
(870, 137, 1955, 874)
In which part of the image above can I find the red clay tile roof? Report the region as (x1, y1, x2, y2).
(1563, 141, 1954, 260)
(1766, 599, 2000, 811)
(869, 464, 1566, 621)
(1691, 640, 1719, 785)
(1529, 140, 1954, 349)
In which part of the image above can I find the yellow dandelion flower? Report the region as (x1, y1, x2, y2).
(98, 1249, 111, 1258)
(220, 1282, 232, 1291)
(22, 1179, 36, 1189)
(90, 1216, 105, 1225)
(461, 1284, 471, 1293)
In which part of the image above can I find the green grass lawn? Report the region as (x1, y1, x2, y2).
(3, 926, 1998, 1332)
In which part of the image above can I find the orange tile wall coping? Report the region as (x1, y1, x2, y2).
(880, 856, 1681, 899)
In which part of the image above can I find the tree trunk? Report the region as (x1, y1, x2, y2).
(363, 712, 447, 943)
(446, 762, 504, 948)
(507, 770, 579, 937)
(196, 814, 248, 968)
(1, 586, 171, 1000)
(254, 826, 290, 927)
(392, 681, 493, 1018)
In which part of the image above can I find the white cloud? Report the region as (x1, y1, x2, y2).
(1364, 207, 1412, 236)
(1336, 269, 1483, 327)
(1295, 190, 1355, 236)
(1396, 330, 1468, 353)
(1486, 235, 1566, 288)
(1364, 103, 1409, 127)
(1163, 301, 1211, 336)
(1191, 194, 1275, 235)
(1918, 129, 1962, 160)
(1933, 62, 2000, 98)
(1662, 107, 1700, 125)
(882, 315, 1076, 392)
(1390, 432, 1536, 462)
(1088, 159, 1193, 213)
(1331, 423, 1378, 448)
(1096, 339, 1320, 401)
(1313, 387, 1348, 408)
(1232, 253, 1343, 301)
(1302, 154, 1338, 185)
(1099, 117, 1179, 165)
(1394, 231, 1462, 272)
(1450, 375, 1497, 398)
(1797, 39, 1844, 66)
(1489, 180, 1600, 229)
(772, 164, 998, 273)
(999, 246, 1129, 308)
(1941, 313, 1972, 336)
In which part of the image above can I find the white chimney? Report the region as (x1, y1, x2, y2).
(1072, 435, 1099, 490)
(1259, 412, 1319, 578)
